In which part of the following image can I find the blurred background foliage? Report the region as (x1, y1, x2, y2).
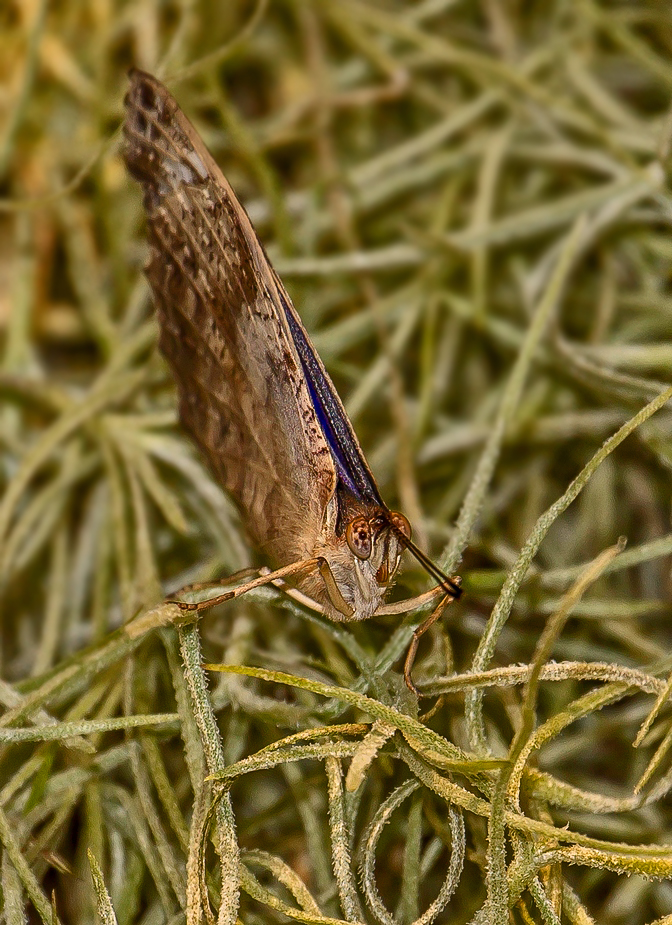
(2, 1, 672, 923)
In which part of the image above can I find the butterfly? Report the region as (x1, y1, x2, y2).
(123, 70, 461, 692)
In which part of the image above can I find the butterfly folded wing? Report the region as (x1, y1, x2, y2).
(123, 71, 336, 569)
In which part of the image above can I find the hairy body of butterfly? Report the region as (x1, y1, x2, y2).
(123, 70, 460, 632)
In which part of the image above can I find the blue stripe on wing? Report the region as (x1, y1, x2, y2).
(279, 292, 384, 506)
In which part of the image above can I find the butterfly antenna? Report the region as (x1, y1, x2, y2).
(392, 531, 462, 598)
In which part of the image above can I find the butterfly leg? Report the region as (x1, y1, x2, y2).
(317, 558, 355, 619)
(170, 558, 321, 614)
(173, 567, 260, 598)
(404, 590, 459, 695)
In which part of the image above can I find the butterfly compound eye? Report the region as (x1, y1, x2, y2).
(346, 517, 372, 560)
(389, 512, 412, 541)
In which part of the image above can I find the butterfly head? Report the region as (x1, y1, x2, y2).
(311, 494, 462, 623)
(345, 510, 412, 586)
(309, 501, 410, 621)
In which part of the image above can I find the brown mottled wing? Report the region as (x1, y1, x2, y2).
(123, 70, 336, 566)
